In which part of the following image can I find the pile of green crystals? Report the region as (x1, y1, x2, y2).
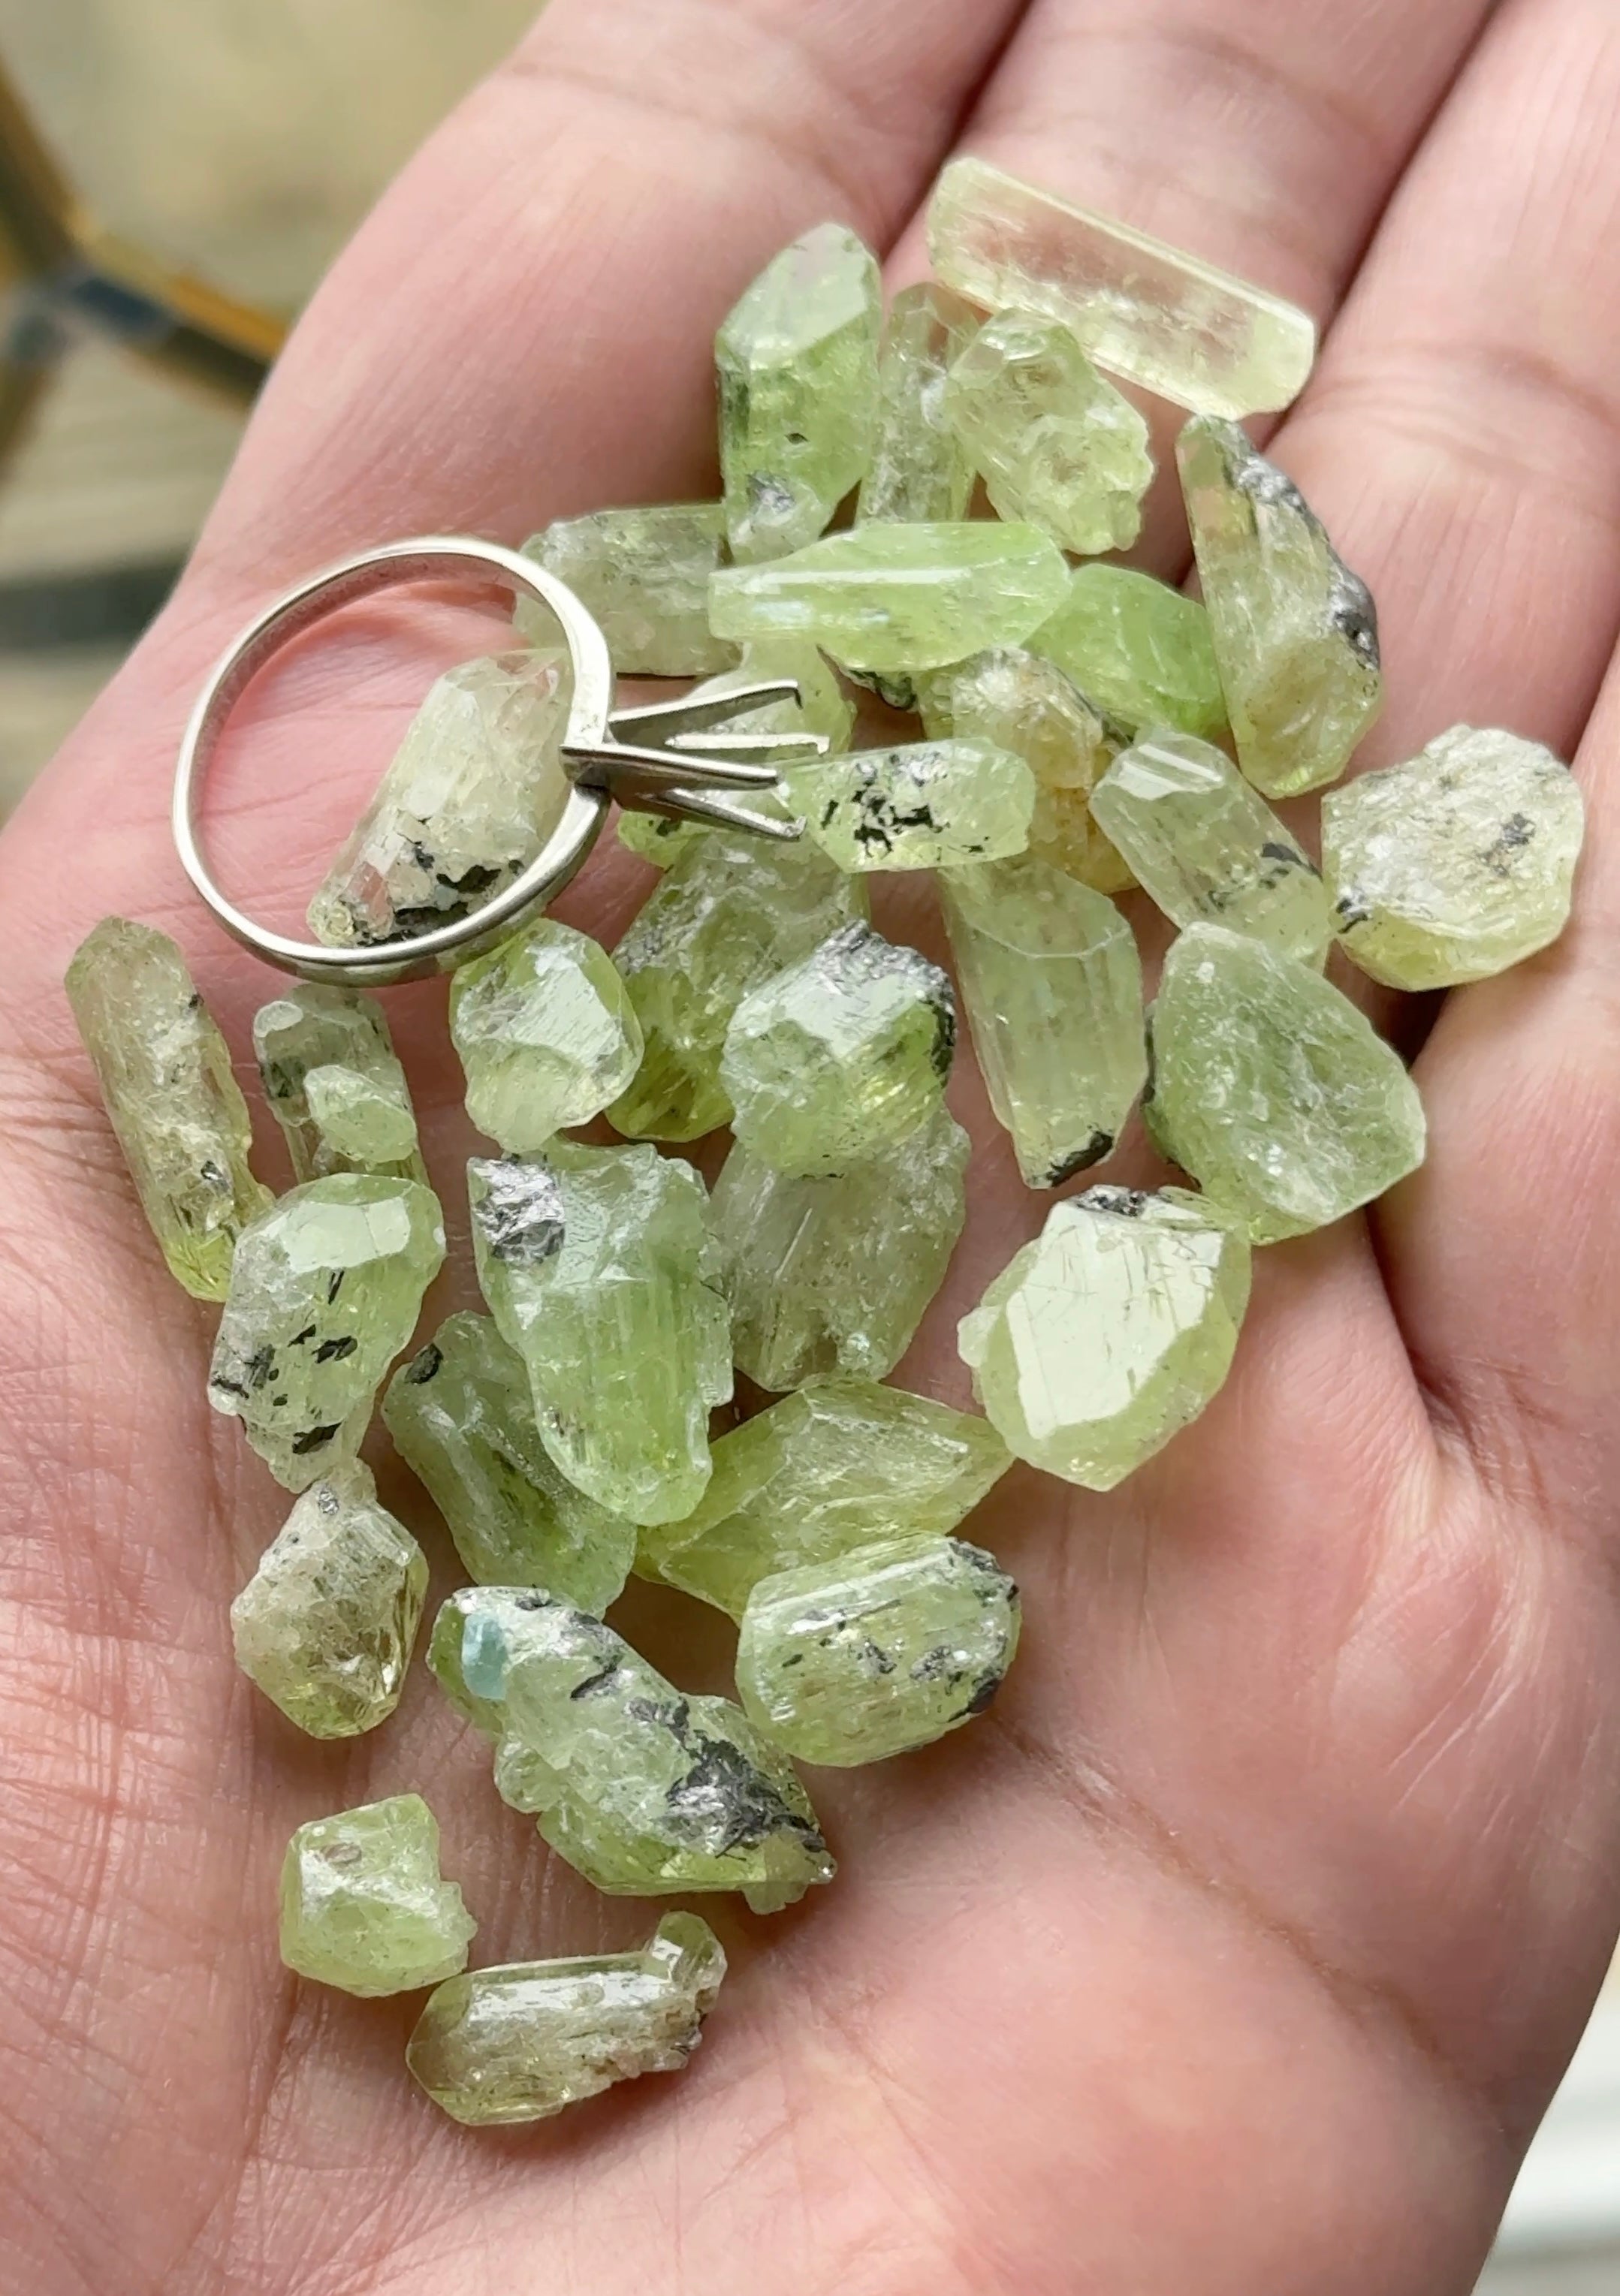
(66, 158, 1585, 2130)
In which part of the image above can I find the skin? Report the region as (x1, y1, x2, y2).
(2, 0, 1620, 2286)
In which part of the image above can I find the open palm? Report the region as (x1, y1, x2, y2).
(4, 0, 1620, 2287)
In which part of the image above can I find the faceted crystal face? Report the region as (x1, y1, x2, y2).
(716, 222, 883, 562)
(279, 1794, 476, 1998)
(406, 1913, 726, 2126)
(1178, 417, 1381, 798)
(1323, 725, 1585, 990)
(469, 1143, 732, 1527)
(254, 982, 423, 1186)
(783, 738, 1035, 872)
(711, 1103, 970, 1392)
(927, 157, 1317, 418)
(520, 504, 736, 677)
(958, 1186, 1253, 1489)
(709, 520, 1072, 675)
(638, 1375, 1012, 1620)
(449, 917, 643, 1152)
(940, 855, 1145, 1187)
(303, 1065, 420, 1171)
(721, 924, 957, 1179)
(384, 1312, 636, 1610)
(65, 917, 272, 1301)
(1149, 924, 1427, 1242)
(231, 1463, 429, 1737)
(208, 1175, 446, 1490)
(1032, 564, 1229, 743)
(943, 309, 1154, 553)
(1091, 731, 1332, 966)
(857, 281, 979, 526)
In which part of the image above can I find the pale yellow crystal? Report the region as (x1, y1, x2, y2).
(254, 984, 424, 1186)
(450, 917, 643, 1151)
(857, 282, 979, 525)
(520, 505, 736, 676)
(279, 1795, 476, 1998)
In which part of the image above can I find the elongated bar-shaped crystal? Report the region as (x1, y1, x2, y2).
(520, 504, 736, 676)
(254, 983, 424, 1186)
(857, 282, 979, 526)
(1032, 564, 1229, 742)
(783, 738, 1035, 872)
(449, 917, 642, 1152)
(927, 157, 1316, 418)
(280, 1794, 476, 1997)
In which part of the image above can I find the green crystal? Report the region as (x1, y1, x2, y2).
(783, 737, 1035, 872)
(737, 1533, 1020, 1766)
(231, 1463, 428, 1736)
(940, 854, 1145, 1187)
(1033, 563, 1229, 742)
(712, 1102, 969, 1393)
(856, 282, 979, 526)
(958, 1186, 1252, 1488)
(1090, 730, 1331, 966)
(709, 520, 1072, 676)
(943, 309, 1154, 553)
(717, 223, 882, 562)
(1323, 725, 1586, 990)
(208, 1175, 445, 1489)
(721, 924, 955, 1179)
(469, 1144, 730, 1527)
(253, 984, 424, 1185)
(1149, 924, 1426, 1241)
(384, 1312, 635, 1609)
(519, 504, 736, 677)
(406, 1913, 725, 2126)
(637, 1376, 1011, 1621)
(65, 917, 272, 1302)
(449, 917, 642, 1152)
(1179, 417, 1380, 797)
(279, 1794, 476, 1997)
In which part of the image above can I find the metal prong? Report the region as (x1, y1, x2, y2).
(665, 728, 830, 758)
(563, 737, 781, 795)
(632, 784, 804, 840)
(608, 679, 804, 746)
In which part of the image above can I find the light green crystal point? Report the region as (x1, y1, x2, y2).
(783, 737, 1035, 872)
(406, 1912, 726, 2126)
(65, 917, 272, 1302)
(384, 1312, 635, 1610)
(303, 1065, 420, 1171)
(209, 1175, 446, 1489)
(449, 917, 642, 1151)
(520, 504, 736, 676)
(638, 1376, 1011, 1621)
(1032, 564, 1229, 743)
(940, 854, 1145, 1186)
(1091, 730, 1331, 965)
(1179, 417, 1380, 797)
(1149, 924, 1426, 1241)
(958, 1186, 1252, 1488)
(857, 282, 979, 526)
(253, 984, 424, 1185)
(738, 1533, 1021, 1766)
(231, 1463, 428, 1736)
(279, 1794, 476, 1997)
(710, 520, 1071, 675)
(1323, 725, 1585, 989)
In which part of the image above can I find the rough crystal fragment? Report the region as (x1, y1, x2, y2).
(1179, 417, 1380, 797)
(721, 924, 956, 1178)
(783, 737, 1035, 872)
(231, 1463, 428, 1736)
(209, 1175, 446, 1489)
(279, 1794, 476, 1997)
(709, 520, 1071, 675)
(65, 917, 272, 1301)
(716, 223, 882, 562)
(738, 1534, 1021, 1765)
(303, 1065, 420, 1171)
(958, 1186, 1252, 1488)
(1150, 924, 1426, 1241)
(940, 854, 1145, 1187)
(1032, 563, 1229, 742)
(927, 156, 1316, 419)
(519, 505, 736, 676)
(384, 1312, 635, 1609)
(857, 282, 980, 526)
(1322, 725, 1585, 990)
(253, 984, 424, 1186)
(449, 917, 642, 1151)
(1091, 731, 1331, 965)
(638, 1376, 1011, 1621)
(406, 1913, 725, 2126)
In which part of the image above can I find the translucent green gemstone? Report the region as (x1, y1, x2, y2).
(940, 854, 1145, 1187)
(1090, 731, 1331, 966)
(857, 282, 979, 526)
(958, 1186, 1252, 1487)
(254, 984, 424, 1187)
(448, 917, 642, 1152)
(469, 1144, 730, 1526)
(1179, 417, 1380, 797)
(712, 1103, 969, 1393)
(208, 1175, 446, 1489)
(519, 505, 736, 676)
(231, 1463, 428, 1736)
(608, 832, 865, 1141)
(783, 737, 1034, 872)
(927, 157, 1316, 419)
(279, 1794, 476, 1998)
(302, 1065, 420, 1171)
(384, 1312, 635, 1610)
(709, 521, 1072, 675)
(943, 309, 1154, 553)
(308, 652, 572, 948)
(1322, 725, 1586, 990)
(717, 223, 882, 562)
(1032, 564, 1229, 742)
(1149, 924, 1426, 1241)
(65, 917, 272, 1302)
(637, 1376, 1011, 1621)
(406, 1913, 725, 2126)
